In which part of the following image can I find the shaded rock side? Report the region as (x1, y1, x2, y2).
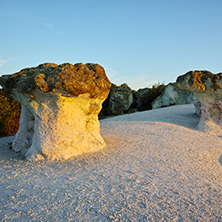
(0, 63, 111, 160)
(194, 101, 201, 117)
(133, 88, 152, 111)
(12, 105, 34, 155)
(108, 83, 133, 115)
(176, 70, 222, 136)
(132, 84, 165, 111)
(152, 83, 198, 109)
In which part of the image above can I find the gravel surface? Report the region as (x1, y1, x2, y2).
(0, 104, 222, 221)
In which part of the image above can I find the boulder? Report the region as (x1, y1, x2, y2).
(109, 83, 133, 115)
(152, 83, 198, 109)
(99, 83, 117, 119)
(0, 63, 111, 160)
(133, 88, 152, 111)
(176, 70, 222, 136)
(132, 84, 165, 111)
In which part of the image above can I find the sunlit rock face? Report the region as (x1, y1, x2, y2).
(176, 70, 222, 136)
(0, 63, 111, 160)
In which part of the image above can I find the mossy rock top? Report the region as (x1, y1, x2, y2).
(0, 63, 111, 100)
(176, 70, 222, 92)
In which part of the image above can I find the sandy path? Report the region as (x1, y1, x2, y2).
(0, 104, 222, 221)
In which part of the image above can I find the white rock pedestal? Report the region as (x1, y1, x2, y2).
(12, 105, 34, 156)
(13, 91, 106, 160)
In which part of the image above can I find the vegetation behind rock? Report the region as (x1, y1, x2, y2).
(0, 89, 21, 136)
(133, 83, 165, 111)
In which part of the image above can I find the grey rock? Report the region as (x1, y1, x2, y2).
(109, 83, 133, 115)
(133, 88, 152, 111)
(194, 101, 201, 116)
(152, 83, 198, 109)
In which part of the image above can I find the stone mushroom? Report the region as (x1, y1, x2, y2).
(176, 70, 222, 137)
(0, 63, 111, 160)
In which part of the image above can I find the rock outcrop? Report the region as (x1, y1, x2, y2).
(152, 83, 198, 109)
(108, 83, 133, 115)
(176, 70, 222, 136)
(99, 83, 165, 118)
(0, 63, 111, 160)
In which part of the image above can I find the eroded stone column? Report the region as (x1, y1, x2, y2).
(25, 91, 106, 160)
(12, 105, 34, 155)
(176, 70, 222, 137)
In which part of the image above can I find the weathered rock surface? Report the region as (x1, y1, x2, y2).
(108, 83, 133, 115)
(194, 101, 201, 116)
(152, 83, 198, 109)
(133, 88, 152, 111)
(99, 83, 165, 118)
(176, 70, 222, 136)
(12, 105, 34, 156)
(0, 63, 111, 160)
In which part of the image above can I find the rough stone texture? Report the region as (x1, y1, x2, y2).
(133, 88, 152, 111)
(98, 83, 117, 119)
(152, 83, 198, 109)
(109, 83, 133, 115)
(12, 105, 34, 156)
(194, 101, 201, 116)
(176, 70, 222, 136)
(0, 63, 111, 160)
(1, 63, 110, 100)
(99, 83, 165, 118)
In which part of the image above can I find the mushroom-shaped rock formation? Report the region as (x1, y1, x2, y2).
(0, 63, 111, 160)
(176, 70, 222, 136)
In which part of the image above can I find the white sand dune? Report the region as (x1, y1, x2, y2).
(0, 104, 222, 221)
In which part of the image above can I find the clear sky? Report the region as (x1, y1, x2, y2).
(1, 0, 222, 90)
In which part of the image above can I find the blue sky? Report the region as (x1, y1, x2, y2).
(1, 0, 222, 90)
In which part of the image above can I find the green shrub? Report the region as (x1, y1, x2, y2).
(0, 89, 21, 136)
(148, 83, 165, 105)
(143, 83, 165, 110)
(132, 82, 165, 111)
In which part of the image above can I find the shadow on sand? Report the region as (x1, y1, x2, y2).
(0, 136, 25, 161)
(218, 155, 222, 167)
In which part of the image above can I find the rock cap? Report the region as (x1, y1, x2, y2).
(0, 62, 111, 100)
(176, 70, 222, 93)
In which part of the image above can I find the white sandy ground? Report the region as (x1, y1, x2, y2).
(0, 104, 222, 221)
